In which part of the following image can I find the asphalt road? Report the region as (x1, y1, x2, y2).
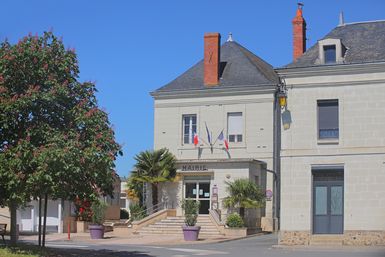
(25, 233, 385, 257)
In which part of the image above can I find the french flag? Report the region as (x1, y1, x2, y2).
(193, 133, 199, 146)
(217, 131, 229, 150)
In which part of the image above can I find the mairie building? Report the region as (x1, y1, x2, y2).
(151, 32, 279, 230)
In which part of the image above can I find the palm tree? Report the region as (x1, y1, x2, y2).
(223, 178, 265, 219)
(131, 148, 176, 210)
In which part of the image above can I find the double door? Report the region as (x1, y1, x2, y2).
(313, 172, 344, 234)
(184, 181, 210, 214)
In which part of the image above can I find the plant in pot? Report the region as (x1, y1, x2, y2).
(89, 200, 108, 239)
(226, 213, 244, 228)
(181, 199, 200, 241)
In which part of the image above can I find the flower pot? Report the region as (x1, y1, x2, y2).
(89, 224, 104, 239)
(182, 225, 201, 241)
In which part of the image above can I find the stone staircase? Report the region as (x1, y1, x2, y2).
(137, 215, 224, 238)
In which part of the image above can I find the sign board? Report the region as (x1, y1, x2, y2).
(266, 189, 273, 201)
(181, 164, 208, 172)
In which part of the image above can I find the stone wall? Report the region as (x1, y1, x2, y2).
(279, 230, 385, 246)
(343, 230, 385, 246)
(279, 231, 310, 245)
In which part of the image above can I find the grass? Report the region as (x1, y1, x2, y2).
(0, 245, 48, 257)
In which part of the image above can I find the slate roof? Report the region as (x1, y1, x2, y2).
(284, 20, 385, 68)
(153, 41, 279, 94)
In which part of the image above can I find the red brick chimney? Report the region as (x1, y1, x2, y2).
(204, 33, 221, 86)
(292, 3, 306, 61)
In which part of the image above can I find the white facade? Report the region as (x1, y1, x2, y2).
(153, 89, 275, 227)
(16, 200, 73, 233)
(277, 62, 385, 244)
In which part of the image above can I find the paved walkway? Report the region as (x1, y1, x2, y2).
(18, 230, 245, 246)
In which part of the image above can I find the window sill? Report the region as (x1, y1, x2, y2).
(317, 139, 339, 145)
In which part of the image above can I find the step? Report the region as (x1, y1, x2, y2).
(310, 235, 344, 246)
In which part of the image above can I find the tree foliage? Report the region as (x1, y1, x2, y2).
(0, 31, 122, 206)
(130, 148, 176, 207)
(223, 178, 265, 218)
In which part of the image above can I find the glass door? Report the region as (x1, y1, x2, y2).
(313, 171, 344, 234)
(198, 182, 210, 214)
(184, 181, 211, 215)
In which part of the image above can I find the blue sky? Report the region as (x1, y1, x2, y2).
(1, 0, 384, 178)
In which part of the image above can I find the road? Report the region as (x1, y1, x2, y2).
(24, 233, 385, 257)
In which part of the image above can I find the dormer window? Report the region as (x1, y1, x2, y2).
(323, 45, 336, 64)
(317, 38, 345, 65)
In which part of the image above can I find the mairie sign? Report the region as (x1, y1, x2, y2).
(181, 164, 208, 172)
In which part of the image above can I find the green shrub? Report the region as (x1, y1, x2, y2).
(120, 208, 129, 219)
(181, 200, 200, 226)
(91, 200, 108, 225)
(130, 203, 147, 221)
(226, 213, 244, 228)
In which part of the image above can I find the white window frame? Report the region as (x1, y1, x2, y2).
(227, 112, 243, 143)
(182, 114, 197, 145)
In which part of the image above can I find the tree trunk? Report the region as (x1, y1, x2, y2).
(151, 184, 158, 212)
(239, 207, 245, 219)
(42, 194, 48, 247)
(9, 201, 17, 246)
(38, 196, 42, 247)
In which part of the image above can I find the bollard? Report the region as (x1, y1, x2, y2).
(67, 220, 70, 240)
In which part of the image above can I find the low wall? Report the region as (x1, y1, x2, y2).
(63, 216, 77, 233)
(279, 230, 385, 246)
(76, 221, 91, 233)
(0, 208, 10, 232)
(105, 205, 120, 220)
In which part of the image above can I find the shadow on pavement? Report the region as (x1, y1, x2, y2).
(49, 248, 154, 257)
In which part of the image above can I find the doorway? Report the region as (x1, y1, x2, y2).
(184, 180, 211, 214)
(312, 169, 344, 234)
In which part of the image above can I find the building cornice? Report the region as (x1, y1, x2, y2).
(176, 158, 266, 165)
(275, 61, 385, 78)
(150, 84, 277, 100)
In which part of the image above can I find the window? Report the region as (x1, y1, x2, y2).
(183, 114, 197, 144)
(323, 45, 336, 64)
(318, 100, 339, 139)
(227, 112, 243, 143)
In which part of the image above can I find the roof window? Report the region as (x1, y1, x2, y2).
(317, 38, 346, 65)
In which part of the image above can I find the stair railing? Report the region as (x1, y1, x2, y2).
(130, 201, 167, 221)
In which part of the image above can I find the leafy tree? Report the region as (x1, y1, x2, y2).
(223, 178, 265, 219)
(0, 32, 122, 245)
(131, 148, 176, 210)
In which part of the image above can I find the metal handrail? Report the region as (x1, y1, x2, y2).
(209, 209, 224, 225)
(130, 201, 166, 220)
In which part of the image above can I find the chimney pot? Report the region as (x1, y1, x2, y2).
(204, 32, 221, 86)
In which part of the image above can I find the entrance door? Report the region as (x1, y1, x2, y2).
(313, 171, 344, 234)
(184, 181, 210, 214)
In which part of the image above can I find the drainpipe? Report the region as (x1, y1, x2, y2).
(273, 83, 282, 232)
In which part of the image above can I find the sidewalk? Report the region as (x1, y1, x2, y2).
(18, 230, 245, 246)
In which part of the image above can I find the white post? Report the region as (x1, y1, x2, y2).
(31, 207, 35, 232)
(58, 201, 62, 233)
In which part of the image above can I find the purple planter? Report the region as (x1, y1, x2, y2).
(182, 225, 201, 241)
(89, 224, 104, 239)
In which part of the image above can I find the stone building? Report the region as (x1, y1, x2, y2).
(276, 8, 385, 245)
(151, 33, 279, 230)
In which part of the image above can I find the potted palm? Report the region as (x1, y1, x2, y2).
(89, 200, 108, 239)
(223, 178, 265, 221)
(181, 200, 200, 241)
